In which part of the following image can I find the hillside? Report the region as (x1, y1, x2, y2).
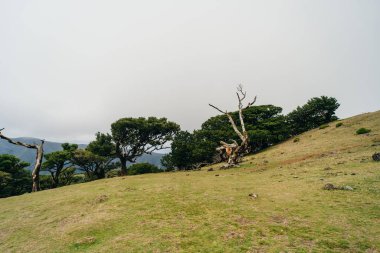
(0, 137, 164, 169)
(0, 111, 379, 252)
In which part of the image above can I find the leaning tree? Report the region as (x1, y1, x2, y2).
(0, 128, 44, 191)
(209, 85, 257, 166)
(111, 117, 180, 175)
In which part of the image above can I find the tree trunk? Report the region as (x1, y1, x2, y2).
(226, 144, 240, 165)
(227, 137, 248, 165)
(228, 150, 239, 165)
(32, 141, 44, 192)
(98, 167, 105, 179)
(50, 172, 58, 188)
(94, 165, 106, 179)
(119, 157, 127, 176)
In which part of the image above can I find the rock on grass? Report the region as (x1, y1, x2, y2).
(323, 184, 354, 191)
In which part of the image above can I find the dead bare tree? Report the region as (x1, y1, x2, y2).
(209, 85, 257, 166)
(0, 128, 44, 191)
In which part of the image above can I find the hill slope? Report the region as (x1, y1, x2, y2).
(0, 137, 164, 169)
(0, 111, 379, 252)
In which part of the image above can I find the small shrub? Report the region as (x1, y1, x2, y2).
(128, 163, 162, 175)
(319, 124, 329, 130)
(106, 169, 120, 178)
(335, 122, 343, 128)
(293, 137, 300, 143)
(356, 128, 371, 135)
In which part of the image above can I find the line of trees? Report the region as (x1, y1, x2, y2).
(40, 117, 179, 188)
(0, 117, 180, 197)
(162, 96, 340, 170)
(0, 94, 339, 198)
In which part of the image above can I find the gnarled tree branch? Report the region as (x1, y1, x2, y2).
(0, 129, 44, 191)
(209, 85, 257, 166)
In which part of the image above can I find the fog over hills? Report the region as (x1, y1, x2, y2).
(0, 137, 164, 169)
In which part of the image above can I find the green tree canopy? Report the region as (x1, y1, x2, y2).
(111, 117, 180, 175)
(163, 105, 290, 169)
(128, 163, 161, 175)
(201, 105, 290, 152)
(287, 96, 340, 135)
(71, 149, 106, 180)
(0, 154, 31, 198)
(86, 132, 116, 179)
(42, 143, 78, 188)
(162, 130, 216, 170)
(87, 132, 115, 158)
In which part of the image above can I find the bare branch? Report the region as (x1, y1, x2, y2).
(245, 96, 257, 109)
(237, 84, 243, 93)
(209, 104, 226, 114)
(236, 86, 246, 109)
(0, 132, 38, 149)
(229, 139, 239, 146)
(237, 86, 257, 133)
(239, 108, 246, 133)
(220, 141, 238, 148)
(237, 84, 246, 99)
(236, 92, 242, 109)
(225, 113, 245, 141)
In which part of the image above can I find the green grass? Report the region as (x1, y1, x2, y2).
(1, 111, 380, 252)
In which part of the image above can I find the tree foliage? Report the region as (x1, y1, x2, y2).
(71, 149, 106, 180)
(128, 163, 161, 175)
(87, 132, 115, 158)
(111, 117, 180, 175)
(202, 105, 290, 152)
(163, 105, 290, 169)
(163, 97, 339, 169)
(85, 132, 116, 179)
(70, 133, 117, 180)
(42, 143, 78, 188)
(58, 167, 77, 186)
(287, 96, 340, 135)
(161, 131, 216, 170)
(0, 154, 31, 198)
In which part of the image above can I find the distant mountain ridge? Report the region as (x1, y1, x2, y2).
(0, 137, 164, 169)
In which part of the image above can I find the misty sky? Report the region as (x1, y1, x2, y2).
(1, 0, 379, 143)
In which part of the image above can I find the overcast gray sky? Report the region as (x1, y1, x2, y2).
(1, 0, 379, 143)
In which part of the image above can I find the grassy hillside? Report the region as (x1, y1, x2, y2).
(0, 111, 379, 252)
